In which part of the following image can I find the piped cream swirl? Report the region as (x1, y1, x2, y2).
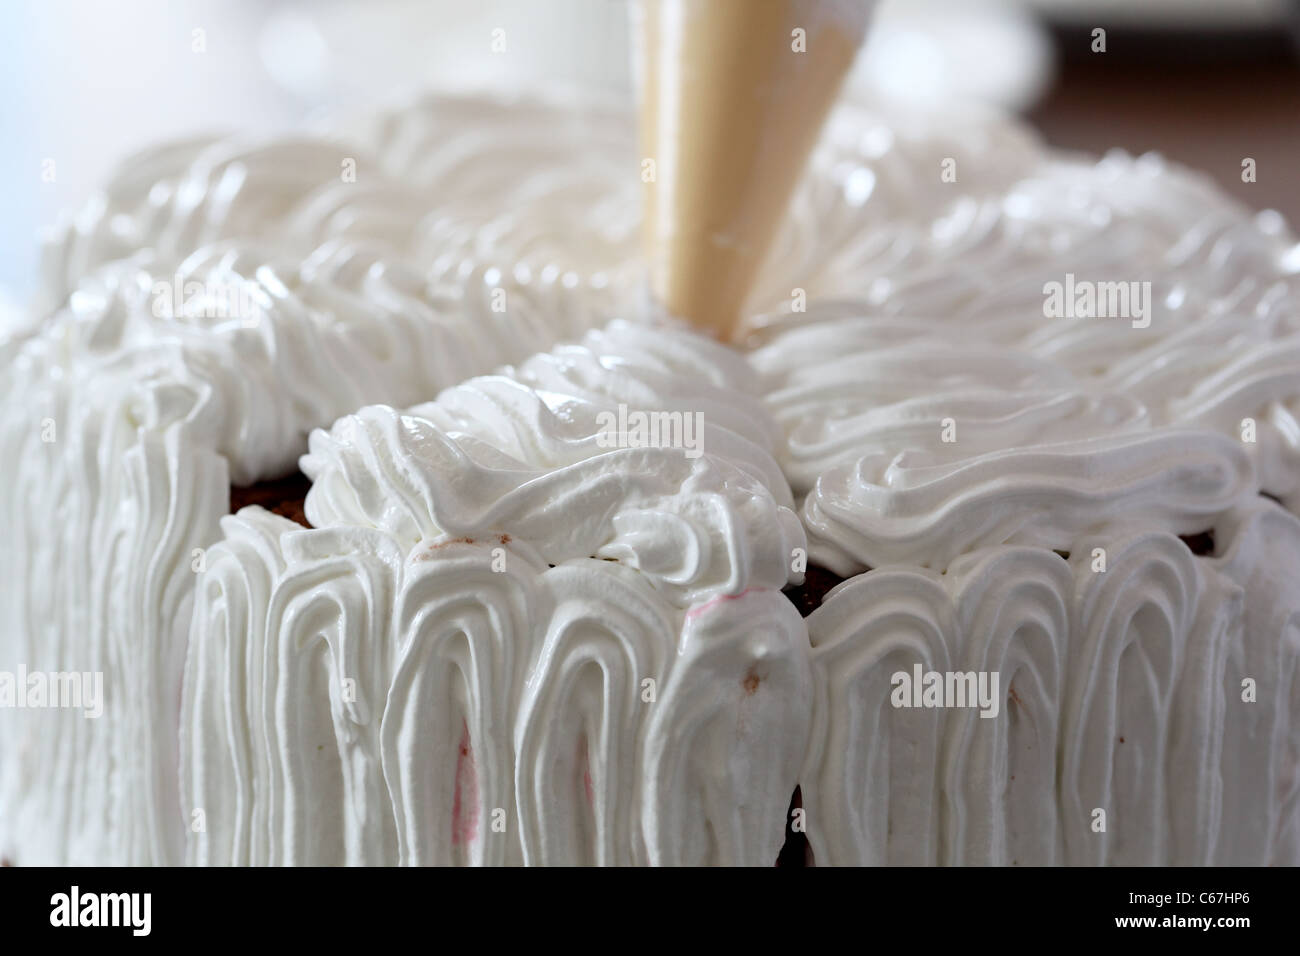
(302, 319, 803, 607)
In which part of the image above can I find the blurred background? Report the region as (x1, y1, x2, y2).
(2, 0, 1298, 307)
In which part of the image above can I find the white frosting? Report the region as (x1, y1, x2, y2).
(301, 320, 800, 607)
(751, 116, 1300, 865)
(752, 149, 1300, 570)
(1208, 500, 1300, 865)
(801, 519, 1282, 865)
(3, 85, 1299, 868)
(802, 429, 1254, 574)
(0, 94, 675, 866)
(183, 321, 809, 865)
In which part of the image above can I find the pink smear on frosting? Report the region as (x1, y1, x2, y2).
(452, 719, 479, 845)
(684, 586, 773, 622)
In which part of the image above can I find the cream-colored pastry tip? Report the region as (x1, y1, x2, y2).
(637, 0, 872, 341)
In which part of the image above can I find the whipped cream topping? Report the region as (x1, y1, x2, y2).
(3, 87, 1299, 868)
(0, 93, 685, 866)
(801, 513, 1293, 866)
(802, 429, 1254, 574)
(752, 144, 1300, 573)
(1208, 499, 1300, 864)
(746, 108, 1299, 865)
(184, 320, 809, 865)
(302, 319, 801, 606)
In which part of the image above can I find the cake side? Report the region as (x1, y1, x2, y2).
(183, 319, 811, 865)
(749, 141, 1300, 866)
(0, 95, 657, 866)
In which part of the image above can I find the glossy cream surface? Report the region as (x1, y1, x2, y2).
(2, 90, 1298, 866)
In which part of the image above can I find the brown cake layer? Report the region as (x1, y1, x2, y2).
(775, 786, 811, 867)
(229, 470, 312, 527)
(782, 564, 849, 619)
(1179, 529, 1215, 556)
(775, 567, 849, 867)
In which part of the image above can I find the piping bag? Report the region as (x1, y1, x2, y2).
(636, 0, 875, 340)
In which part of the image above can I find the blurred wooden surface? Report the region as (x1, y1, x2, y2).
(1027, 44, 1300, 226)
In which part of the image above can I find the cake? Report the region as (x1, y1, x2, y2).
(0, 95, 650, 865)
(2, 90, 1298, 866)
(747, 143, 1300, 865)
(185, 319, 809, 865)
